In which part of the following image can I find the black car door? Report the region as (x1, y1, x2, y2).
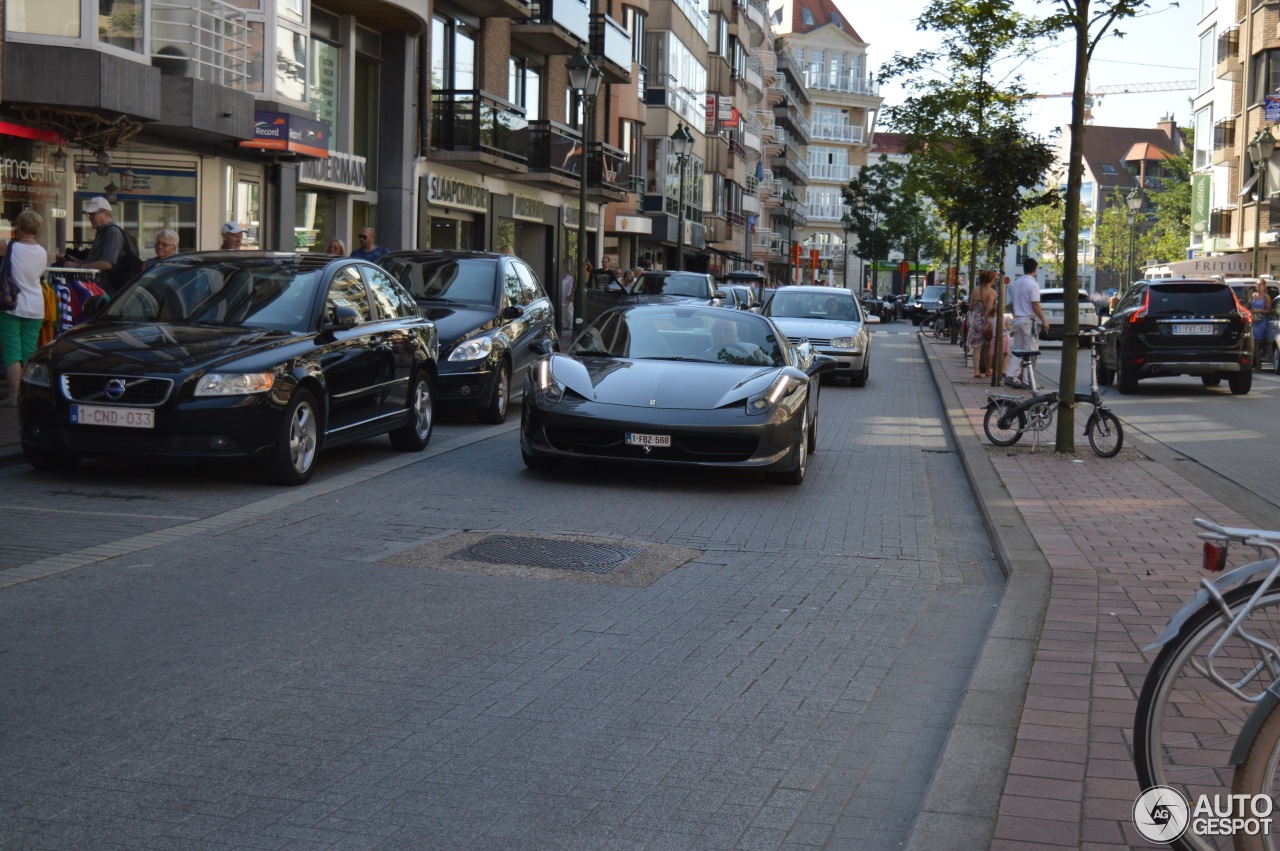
(512, 261, 555, 379)
(362, 264, 423, 418)
(317, 265, 384, 434)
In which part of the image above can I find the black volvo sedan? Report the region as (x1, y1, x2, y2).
(19, 252, 439, 484)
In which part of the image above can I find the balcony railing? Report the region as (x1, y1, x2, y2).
(811, 122, 864, 144)
(1214, 119, 1237, 151)
(527, 120, 582, 179)
(151, 0, 249, 90)
(1218, 26, 1240, 64)
(588, 141, 631, 193)
(804, 203, 846, 221)
(431, 90, 529, 164)
(524, 0, 590, 41)
(802, 72, 881, 97)
(590, 13, 632, 73)
(808, 162, 855, 183)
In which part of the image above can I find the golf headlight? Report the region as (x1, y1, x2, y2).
(830, 336, 857, 349)
(534, 358, 564, 403)
(747, 374, 802, 414)
(195, 372, 275, 396)
(449, 336, 494, 362)
(22, 360, 51, 388)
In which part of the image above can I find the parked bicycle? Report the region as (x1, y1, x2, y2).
(1133, 518, 1280, 851)
(982, 328, 1123, 457)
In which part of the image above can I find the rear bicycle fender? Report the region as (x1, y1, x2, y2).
(1144, 559, 1280, 651)
(1230, 682, 1280, 766)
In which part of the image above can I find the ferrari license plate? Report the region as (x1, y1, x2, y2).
(626, 432, 671, 447)
(1171, 324, 1213, 335)
(70, 404, 155, 429)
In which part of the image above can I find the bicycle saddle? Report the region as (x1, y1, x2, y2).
(1011, 350, 1042, 359)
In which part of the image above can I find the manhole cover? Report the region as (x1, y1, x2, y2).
(450, 536, 644, 575)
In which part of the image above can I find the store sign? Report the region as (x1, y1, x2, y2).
(240, 111, 330, 158)
(0, 122, 68, 204)
(562, 205, 599, 231)
(513, 194, 545, 222)
(426, 172, 489, 212)
(298, 151, 367, 192)
(1191, 174, 1210, 236)
(615, 215, 653, 234)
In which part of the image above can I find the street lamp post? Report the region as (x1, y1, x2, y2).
(1125, 187, 1143, 291)
(1250, 128, 1277, 277)
(567, 48, 602, 330)
(782, 189, 798, 286)
(840, 213, 853, 289)
(670, 122, 694, 271)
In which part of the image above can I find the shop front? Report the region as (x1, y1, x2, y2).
(419, 166, 489, 251)
(296, 150, 368, 252)
(492, 192, 559, 292)
(0, 121, 72, 255)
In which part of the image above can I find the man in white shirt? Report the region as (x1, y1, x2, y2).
(1004, 258, 1050, 389)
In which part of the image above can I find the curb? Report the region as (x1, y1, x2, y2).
(903, 333, 1052, 851)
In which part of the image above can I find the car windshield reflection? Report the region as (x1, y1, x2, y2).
(633, 273, 709, 298)
(380, 257, 498, 305)
(574, 309, 785, 366)
(105, 261, 324, 332)
(766, 291, 859, 321)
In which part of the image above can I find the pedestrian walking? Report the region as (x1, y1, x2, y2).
(969, 270, 997, 378)
(1, 210, 52, 404)
(1003, 258, 1049, 389)
(351, 227, 389, 262)
(1249, 278, 1271, 370)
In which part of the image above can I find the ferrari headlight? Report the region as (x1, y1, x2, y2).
(22, 360, 51, 388)
(830, 336, 857, 349)
(195, 372, 275, 396)
(747, 374, 802, 414)
(534, 357, 564, 403)
(449, 335, 494, 362)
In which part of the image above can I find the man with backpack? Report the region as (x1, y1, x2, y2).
(56, 196, 142, 295)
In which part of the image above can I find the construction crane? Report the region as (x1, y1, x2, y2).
(1026, 80, 1195, 121)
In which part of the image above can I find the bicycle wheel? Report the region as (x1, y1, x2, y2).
(931, 316, 948, 339)
(983, 400, 1024, 446)
(1086, 409, 1124, 458)
(1134, 582, 1280, 851)
(1231, 700, 1280, 851)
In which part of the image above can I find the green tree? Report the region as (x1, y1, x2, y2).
(1145, 132, 1193, 264)
(843, 161, 901, 291)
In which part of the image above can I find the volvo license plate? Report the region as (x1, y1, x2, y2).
(71, 405, 155, 429)
(626, 432, 671, 447)
(1171, 324, 1213, 335)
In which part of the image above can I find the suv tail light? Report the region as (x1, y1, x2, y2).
(1232, 290, 1253, 324)
(1129, 289, 1150, 323)
(1203, 539, 1229, 572)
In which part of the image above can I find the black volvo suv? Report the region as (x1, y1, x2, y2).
(1096, 279, 1253, 395)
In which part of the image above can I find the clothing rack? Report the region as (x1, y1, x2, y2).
(39, 268, 107, 343)
(44, 266, 100, 279)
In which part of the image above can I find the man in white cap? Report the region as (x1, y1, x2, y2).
(220, 221, 246, 250)
(58, 196, 126, 280)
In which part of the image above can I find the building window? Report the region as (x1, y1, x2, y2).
(1100, 163, 1117, 176)
(276, 25, 308, 102)
(309, 38, 340, 131)
(1195, 105, 1213, 169)
(1252, 48, 1280, 106)
(432, 15, 476, 91)
(801, 6, 814, 26)
(6, 0, 81, 37)
(99, 0, 143, 53)
(510, 57, 542, 123)
(353, 51, 379, 189)
(1199, 28, 1215, 94)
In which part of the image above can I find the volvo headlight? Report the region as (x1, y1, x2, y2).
(830, 336, 857, 349)
(747, 374, 802, 414)
(449, 336, 494, 362)
(534, 357, 564, 403)
(195, 372, 275, 396)
(22, 360, 51, 388)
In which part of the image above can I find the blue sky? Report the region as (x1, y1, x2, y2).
(862, 0, 1201, 141)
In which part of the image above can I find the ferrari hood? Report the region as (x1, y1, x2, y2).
(551, 354, 777, 410)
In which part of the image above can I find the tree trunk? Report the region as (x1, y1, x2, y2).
(1054, 10, 1090, 452)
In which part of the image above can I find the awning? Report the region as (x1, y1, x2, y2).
(1239, 173, 1259, 197)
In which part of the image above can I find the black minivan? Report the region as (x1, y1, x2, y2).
(380, 251, 558, 422)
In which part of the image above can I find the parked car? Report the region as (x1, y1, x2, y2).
(912, 284, 949, 325)
(521, 304, 835, 484)
(720, 284, 761, 312)
(1038, 288, 1099, 342)
(582, 270, 724, 323)
(18, 252, 439, 484)
(765, 286, 873, 386)
(379, 250, 558, 423)
(1096, 278, 1253, 395)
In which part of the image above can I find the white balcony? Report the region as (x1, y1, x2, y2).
(151, 0, 250, 90)
(811, 123, 865, 144)
(808, 162, 855, 183)
(804, 203, 847, 222)
(743, 192, 762, 216)
(803, 72, 881, 97)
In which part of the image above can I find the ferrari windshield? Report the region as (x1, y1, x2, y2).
(574, 307, 786, 366)
(104, 259, 324, 332)
(765, 290, 860, 322)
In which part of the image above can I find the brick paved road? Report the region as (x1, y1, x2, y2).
(0, 330, 1002, 849)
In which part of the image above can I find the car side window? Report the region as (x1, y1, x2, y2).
(363, 266, 419, 319)
(326, 266, 372, 323)
(514, 262, 546, 303)
(503, 262, 526, 307)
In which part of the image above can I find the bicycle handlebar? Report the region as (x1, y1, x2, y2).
(1195, 517, 1280, 544)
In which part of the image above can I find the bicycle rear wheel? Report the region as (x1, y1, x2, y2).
(1086, 409, 1124, 458)
(983, 400, 1024, 446)
(1134, 582, 1280, 851)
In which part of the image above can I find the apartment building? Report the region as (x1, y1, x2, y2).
(1191, 0, 1280, 275)
(769, 0, 879, 288)
(2, 0, 425, 259)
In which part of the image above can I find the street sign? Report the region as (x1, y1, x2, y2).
(1268, 95, 1280, 123)
(898, 260, 910, 280)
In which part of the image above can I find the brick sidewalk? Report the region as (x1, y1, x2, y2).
(920, 335, 1255, 849)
